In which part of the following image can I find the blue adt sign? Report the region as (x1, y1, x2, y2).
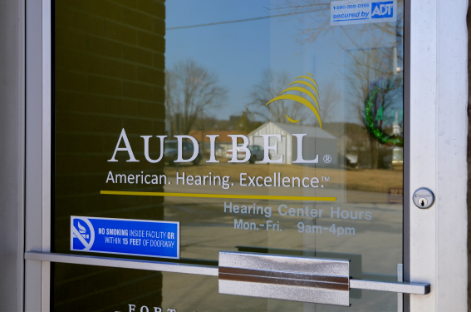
(71, 216, 180, 259)
(371, 1, 394, 19)
(331, 0, 396, 26)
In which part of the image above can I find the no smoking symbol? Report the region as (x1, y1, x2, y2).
(323, 155, 332, 163)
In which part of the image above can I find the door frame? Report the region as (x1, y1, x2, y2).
(404, 0, 468, 310)
(25, 0, 52, 310)
(22, 0, 469, 311)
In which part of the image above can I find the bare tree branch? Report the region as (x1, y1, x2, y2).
(319, 78, 340, 123)
(165, 60, 227, 134)
(247, 69, 307, 124)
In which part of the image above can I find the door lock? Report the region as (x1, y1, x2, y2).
(413, 188, 434, 209)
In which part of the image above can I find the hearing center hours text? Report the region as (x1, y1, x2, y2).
(224, 202, 372, 238)
(106, 171, 325, 189)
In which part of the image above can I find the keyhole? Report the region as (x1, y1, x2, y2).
(414, 189, 434, 209)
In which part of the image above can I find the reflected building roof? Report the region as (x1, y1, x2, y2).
(250, 122, 337, 140)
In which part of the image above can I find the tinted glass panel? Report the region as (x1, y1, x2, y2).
(53, 0, 404, 311)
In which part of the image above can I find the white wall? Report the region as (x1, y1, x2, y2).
(249, 123, 289, 163)
(249, 123, 338, 166)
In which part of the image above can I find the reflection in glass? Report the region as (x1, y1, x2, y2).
(53, 0, 404, 311)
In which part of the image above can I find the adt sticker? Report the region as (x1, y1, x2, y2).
(371, 1, 394, 19)
(71, 216, 180, 259)
(331, 0, 397, 26)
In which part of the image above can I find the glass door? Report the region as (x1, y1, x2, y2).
(47, 0, 424, 311)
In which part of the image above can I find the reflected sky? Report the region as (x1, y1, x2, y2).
(165, 0, 402, 121)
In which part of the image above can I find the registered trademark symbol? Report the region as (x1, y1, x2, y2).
(323, 155, 332, 163)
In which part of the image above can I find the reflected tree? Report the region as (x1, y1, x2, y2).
(319, 78, 341, 123)
(275, 0, 404, 116)
(346, 46, 401, 120)
(236, 108, 263, 133)
(345, 47, 403, 169)
(165, 60, 227, 135)
(248, 70, 307, 123)
(362, 74, 403, 168)
(271, 0, 404, 168)
(273, 0, 404, 58)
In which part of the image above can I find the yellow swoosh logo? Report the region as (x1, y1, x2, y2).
(286, 115, 300, 123)
(295, 75, 319, 90)
(280, 86, 319, 111)
(266, 73, 322, 127)
(266, 94, 322, 128)
(288, 80, 319, 100)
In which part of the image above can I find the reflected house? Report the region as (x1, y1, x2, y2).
(188, 130, 245, 157)
(247, 122, 338, 167)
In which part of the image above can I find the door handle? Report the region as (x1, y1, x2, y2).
(24, 250, 429, 307)
(218, 251, 430, 306)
